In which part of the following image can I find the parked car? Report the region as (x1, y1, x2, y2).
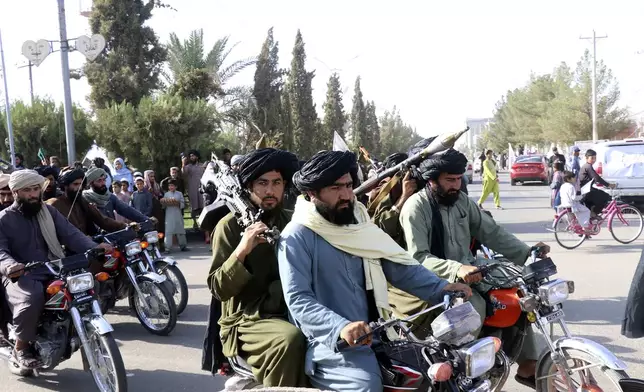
(510, 155, 548, 185)
(593, 138, 644, 205)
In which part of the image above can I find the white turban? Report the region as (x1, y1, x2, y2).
(9, 169, 45, 191)
(0, 174, 10, 189)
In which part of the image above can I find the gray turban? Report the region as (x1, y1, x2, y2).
(86, 167, 107, 183)
(9, 169, 46, 191)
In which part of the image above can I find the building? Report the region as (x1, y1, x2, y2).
(458, 117, 494, 151)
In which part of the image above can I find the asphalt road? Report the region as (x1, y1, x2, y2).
(1, 173, 643, 392)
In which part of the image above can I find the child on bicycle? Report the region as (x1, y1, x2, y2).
(559, 171, 592, 230)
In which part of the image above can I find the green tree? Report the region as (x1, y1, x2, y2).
(84, 0, 167, 109)
(0, 98, 93, 166)
(351, 77, 367, 149)
(90, 94, 219, 174)
(251, 28, 284, 147)
(323, 73, 346, 146)
(166, 29, 256, 100)
(379, 106, 422, 156)
(280, 88, 294, 151)
(365, 100, 380, 156)
(286, 30, 318, 158)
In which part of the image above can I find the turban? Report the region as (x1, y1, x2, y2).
(9, 169, 45, 191)
(230, 155, 244, 166)
(86, 167, 107, 183)
(35, 165, 58, 179)
(0, 174, 10, 189)
(418, 148, 468, 181)
(382, 153, 408, 169)
(187, 149, 200, 159)
(238, 148, 299, 186)
(59, 168, 85, 186)
(293, 150, 359, 192)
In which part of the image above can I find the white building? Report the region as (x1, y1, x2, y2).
(457, 117, 494, 152)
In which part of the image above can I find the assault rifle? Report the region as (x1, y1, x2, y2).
(354, 127, 470, 197)
(199, 153, 280, 244)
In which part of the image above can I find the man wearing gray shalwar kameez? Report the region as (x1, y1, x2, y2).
(0, 170, 102, 369)
(277, 151, 471, 392)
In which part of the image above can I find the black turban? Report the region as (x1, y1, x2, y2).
(187, 149, 201, 159)
(293, 150, 359, 192)
(418, 148, 468, 181)
(407, 136, 439, 157)
(382, 153, 408, 169)
(238, 148, 299, 186)
(59, 168, 86, 186)
(35, 165, 57, 178)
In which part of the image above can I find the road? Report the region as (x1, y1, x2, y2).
(1, 173, 643, 391)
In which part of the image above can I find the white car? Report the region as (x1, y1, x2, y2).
(465, 161, 474, 183)
(592, 138, 644, 205)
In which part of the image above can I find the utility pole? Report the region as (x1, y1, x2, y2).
(17, 62, 35, 105)
(580, 30, 607, 142)
(58, 0, 76, 164)
(0, 30, 16, 166)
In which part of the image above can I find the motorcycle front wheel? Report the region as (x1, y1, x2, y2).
(536, 348, 627, 391)
(84, 325, 128, 392)
(157, 263, 189, 315)
(129, 276, 177, 336)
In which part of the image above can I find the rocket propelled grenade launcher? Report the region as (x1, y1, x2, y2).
(353, 126, 470, 197)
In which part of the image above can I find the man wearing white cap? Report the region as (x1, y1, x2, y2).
(0, 170, 108, 369)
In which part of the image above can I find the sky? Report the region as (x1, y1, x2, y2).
(1, 0, 644, 139)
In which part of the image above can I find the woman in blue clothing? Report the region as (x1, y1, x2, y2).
(112, 158, 134, 192)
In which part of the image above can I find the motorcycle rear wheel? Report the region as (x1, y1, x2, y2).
(129, 276, 177, 336)
(536, 348, 627, 391)
(553, 211, 587, 250)
(85, 327, 128, 392)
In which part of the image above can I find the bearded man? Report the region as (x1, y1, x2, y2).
(82, 167, 148, 223)
(391, 148, 550, 389)
(0, 170, 109, 369)
(206, 148, 308, 388)
(47, 168, 126, 236)
(0, 174, 12, 210)
(277, 150, 471, 392)
(35, 166, 61, 201)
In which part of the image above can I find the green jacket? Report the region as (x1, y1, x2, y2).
(207, 209, 292, 357)
(371, 194, 406, 248)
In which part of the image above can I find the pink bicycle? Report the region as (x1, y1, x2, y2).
(552, 191, 644, 249)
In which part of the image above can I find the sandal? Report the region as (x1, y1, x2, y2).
(515, 374, 536, 389)
(12, 348, 42, 369)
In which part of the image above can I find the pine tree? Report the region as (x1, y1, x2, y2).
(252, 28, 283, 147)
(351, 76, 367, 149)
(84, 0, 167, 109)
(323, 73, 346, 147)
(280, 87, 293, 151)
(365, 101, 381, 156)
(286, 30, 318, 159)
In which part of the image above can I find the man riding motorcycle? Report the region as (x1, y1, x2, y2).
(206, 148, 308, 388)
(0, 174, 12, 210)
(277, 150, 471, 392)
(0, 170, 110, 369)
(390, 148, 550, 389)
(82, 167, 149, 223)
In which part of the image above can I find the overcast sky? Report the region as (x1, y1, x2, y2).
(1, 0, 644, 138)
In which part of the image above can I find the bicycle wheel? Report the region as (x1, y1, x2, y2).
(553, 211, 586, 250)
(609, 204, 644, 244)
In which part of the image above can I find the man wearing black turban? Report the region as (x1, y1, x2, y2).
(279, 150, 470, 392)
(47, 167, 126, 239)
(35, 165, 61, 201)
(390, 147, 552, 388)
(206, 147, 307, 388)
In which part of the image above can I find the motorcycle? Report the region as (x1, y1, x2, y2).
(619, 378, 644, 391)
(136, 220, 189, 315)
(469, 247, 628, 391)
(92, 225, 178, 336)
(226, 291, 504, 392)
(0, 249, 128, 392)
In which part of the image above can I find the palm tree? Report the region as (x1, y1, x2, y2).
(166, 29, 256, 99)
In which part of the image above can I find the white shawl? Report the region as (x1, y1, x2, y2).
(291, 196, 418, 316)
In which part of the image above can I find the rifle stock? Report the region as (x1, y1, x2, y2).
(353, 126, 470, 197)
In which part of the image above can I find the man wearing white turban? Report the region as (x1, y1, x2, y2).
(0, 174, 12, 210)
(0, 170, 106, 369)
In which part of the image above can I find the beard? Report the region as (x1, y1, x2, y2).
(92, 184, 108, 194)
(18, 196, 43, 218)
(430, 183, 460, 206)
(313, 198, 356, 225)
(66, 188, 81, 201)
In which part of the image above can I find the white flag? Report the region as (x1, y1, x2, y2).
(508, 143, 516, 167)
(332, 131, 364, 180)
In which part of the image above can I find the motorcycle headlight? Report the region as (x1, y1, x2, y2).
(538, 279, 573, 306)
(125, 241, 142, 257)
(145, 231, 159, 244)
(67, 273, 94, 294)
(457, 337, 497, 379)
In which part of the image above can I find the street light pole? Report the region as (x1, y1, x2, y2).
(57, 0, 76, 164)
(580, 30, 607, 142)
(0, 30, 16, 166)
